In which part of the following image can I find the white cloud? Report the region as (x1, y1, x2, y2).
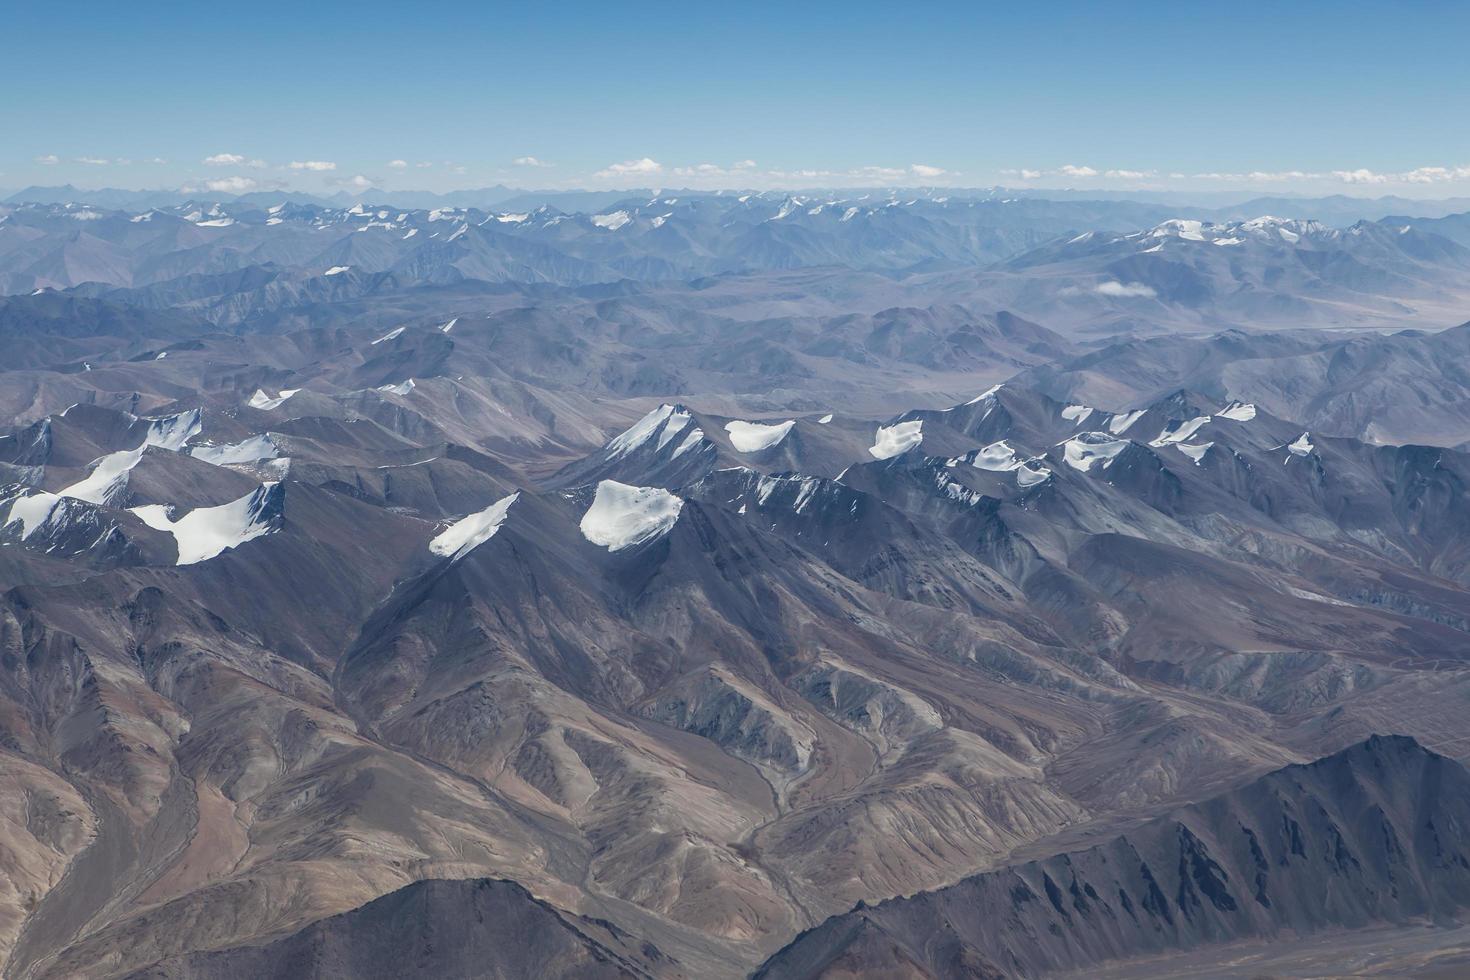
(595, 157, 663, 177)
(328, 174, 376, 193)
(288, 160, 337, 171)
(76, 156, 110, 166)
(670, 163, 726, 176)
(513, 156, 551, 167)
(1161, 164, 1470, 187)
(1399, 167, 1453, 183)
(1332, 165, 1470, 184)
(1332, 168, 1393, 184)
(387, 159, 408, 169)
(149, 157, 169, 165)
(852, 165, 907, 180)
(1095, 280, 1157, 298)
(203, 176, 258, 193)
(998, 161, 1470, 189)
(586, 159, 966, 190)
(1008, 165, 1155, 183)
(35, 154, 59, 165)
(415, 161, 433, 169)
(204, 153, 245, 166)
(1192, 170, 1314, 182)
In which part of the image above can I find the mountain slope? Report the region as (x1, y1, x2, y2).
(128, 878, 669, 980)
(755, 736, 1470, 979)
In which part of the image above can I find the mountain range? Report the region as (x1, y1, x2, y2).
(6, 195, 1470, 340)
(2, 185, 1470, 979)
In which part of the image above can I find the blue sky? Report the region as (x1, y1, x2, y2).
(5, 0, 1470, 196)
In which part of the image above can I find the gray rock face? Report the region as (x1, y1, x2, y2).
(756, 736, 1470, 979)
(129, 878, 667, 979)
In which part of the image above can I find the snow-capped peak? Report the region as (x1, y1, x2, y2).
(965, 383, 1003, 405)
(603, 404, 697, 460)
(1138, 215, 1328, 248)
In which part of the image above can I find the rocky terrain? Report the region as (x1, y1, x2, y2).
(757, 735, 1470, 978)
(2, 190, 1470, 979)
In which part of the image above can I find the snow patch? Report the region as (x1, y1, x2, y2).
(671, 428, 706, 458)
(1016, 464, 1052, 487)
(189, 434, 280, 467)
(869, 420, 923, 459)
(1061, 432, 1130, 472)
(1153, 219, 1205, 241)
(379, 379, 416, 396)
(1149, 416, 1211, 447)
(592, 211, 631, 231)
(248, 388, 298, 411)
(429, 492, 519, 560)
(1062, 404, 1094, 426)
(1218, 401, 1257, 421)
(972, 440, 1020, 471)
(1175, 442, 1212, 465)
(2, 490, 63, 539)
(580, 481, 683, 551)
(971, 440, 1050, 487)
(131, 484, 278, 565)
(1108, 409, 1146, 435)
(725, 419, 795, 453)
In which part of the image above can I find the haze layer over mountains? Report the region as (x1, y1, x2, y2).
(3, 183, 1470, 979)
